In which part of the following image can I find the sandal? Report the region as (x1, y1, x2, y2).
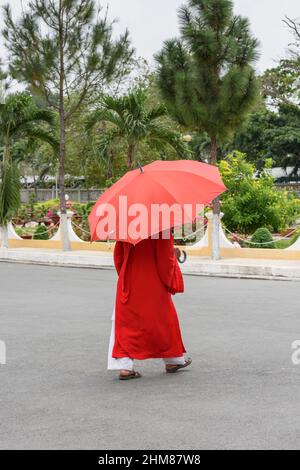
(119, 371, 142, 381)
(166, 357, 192, 374)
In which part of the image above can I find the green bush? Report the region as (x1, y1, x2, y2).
(15, 226, 35, 237)
(219, 151, 300, 234)
(35, 199, 59, 210)
(33, 203, 48, 219)
(33, 224, 49, 240)
(250, 227, 274, 249)
(16, 205, 30, 221)
(86, 201, 96, 213)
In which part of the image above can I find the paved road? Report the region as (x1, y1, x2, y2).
(0, 263, 300, 450)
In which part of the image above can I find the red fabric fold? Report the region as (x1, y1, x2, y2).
(169, 260, 184, 295)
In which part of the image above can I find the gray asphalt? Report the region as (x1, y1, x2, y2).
(0, 263, 300, 450)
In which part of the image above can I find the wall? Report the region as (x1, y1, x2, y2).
(21, 188, 104, 203)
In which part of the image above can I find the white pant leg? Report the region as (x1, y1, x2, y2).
(162, 355, 186, 365)
(107, 309, 134, 371)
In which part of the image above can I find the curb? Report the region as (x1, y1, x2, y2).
(0, 249, 114, 270)
(1, 249, 300, 281)
(181, 262, 300, 281)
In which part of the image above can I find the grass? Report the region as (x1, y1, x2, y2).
(274, 231, 300, 249)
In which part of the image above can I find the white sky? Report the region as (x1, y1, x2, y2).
(0, 0, 299, 73)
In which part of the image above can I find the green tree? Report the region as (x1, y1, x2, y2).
(219, 152, 300, 234)
(155, 0, 259, 258)
(86, 89, 189, 170)
(233, 103, 300, 173)
(260, 17, 300, 107)
(269, 104, 300, 175)
(231, 110, 273, 169)
(16, 138, 57, 195)
(0, 92, 56, 247)
(261, 58, 300, 107)
(3, 0, 134, 250)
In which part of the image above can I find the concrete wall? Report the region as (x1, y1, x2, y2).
(21, 188, 104, 203)
(276, 183, 300, 196)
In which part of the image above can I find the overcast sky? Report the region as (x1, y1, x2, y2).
(0, 0, 299, 73)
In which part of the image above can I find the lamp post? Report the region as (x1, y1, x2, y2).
(181, 133, 222, 260)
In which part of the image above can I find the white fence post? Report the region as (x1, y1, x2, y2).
(191, 212, 239, 250)
(50, 210, 84, 244)
(0, 340, 6, 365)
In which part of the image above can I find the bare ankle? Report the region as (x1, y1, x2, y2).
(120, 369, 133, 376)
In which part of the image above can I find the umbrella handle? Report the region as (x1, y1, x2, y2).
(174, 248, 187, 264)
(178, 250, 187, 264)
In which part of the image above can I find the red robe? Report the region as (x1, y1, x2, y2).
(112, 235, 186, 360)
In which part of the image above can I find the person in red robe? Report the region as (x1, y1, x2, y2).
(107, 232, 192, 380)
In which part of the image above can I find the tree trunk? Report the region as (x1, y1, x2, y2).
(1, 144, 10, 249)
(210, 133, 217, 165)
(58, 110, 70, 251)
(127, 144, 135, 169)
(58, 0, 71, 251)
(210, 134, 220, 261)
(33, 174, 38, 199)
(107, 148, 114, 179)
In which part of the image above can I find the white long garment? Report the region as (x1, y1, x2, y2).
(107, 309, 134, 371)
(107, 309, 186, 371)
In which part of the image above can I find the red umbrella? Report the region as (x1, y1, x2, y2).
(88, 160, 227, 245)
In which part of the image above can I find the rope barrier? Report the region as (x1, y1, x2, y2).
(71, 220, 91, 236)
(11, 217, 299, 247)
(178, 221, 300, 246)
(182, 226, 206, 242)
(223, 225, 300, 246)
(12, 221, 60, 237)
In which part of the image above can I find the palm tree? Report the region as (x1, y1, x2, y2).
(0, 92, 57, 248)
(86, 89, 189, 171)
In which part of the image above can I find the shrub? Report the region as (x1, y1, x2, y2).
(250, 227, 274, 249)
(33, 224, 49, 240)
(86, 201, 96, 213)
(16, 205, 30, 221)
(35, 199, 59, 210)
(33, 204, 47, 219)
(15, 226, 35, 238)
(219, 151, 300, 234)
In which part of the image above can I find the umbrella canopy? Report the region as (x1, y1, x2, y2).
(88, 160, 227, 244)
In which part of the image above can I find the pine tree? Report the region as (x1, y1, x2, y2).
(2, 0, 134, 250)
(156, 0, 259, 258)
